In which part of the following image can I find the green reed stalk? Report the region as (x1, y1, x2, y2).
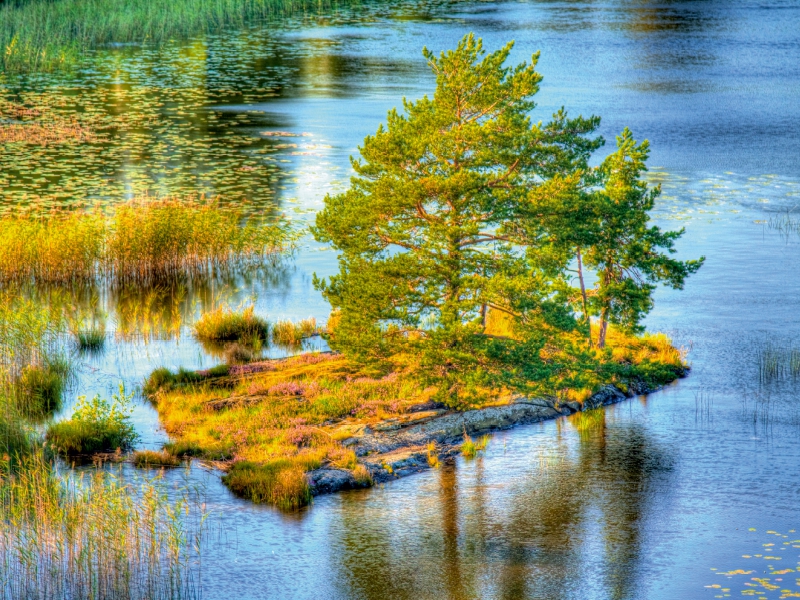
(0, 453, 205, 599)
(0, 0, 352, 73)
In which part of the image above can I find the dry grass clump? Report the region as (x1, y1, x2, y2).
(0, 453, 204, 599)
(133, 449, 181, 468)
(149, 353, 423, 508)
(194, 305, 269, 342)
(272, 317, 321, 346)
(0, 198, 293, 285)
(604, 328, 684, 367)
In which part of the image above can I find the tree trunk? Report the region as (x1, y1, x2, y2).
(576, 247, 591, 348)
(597, 308, 609, 349)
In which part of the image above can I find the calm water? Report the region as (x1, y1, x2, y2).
(4, 0, 800, 598)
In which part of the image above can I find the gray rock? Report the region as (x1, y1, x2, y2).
(308, 468, 359, 496)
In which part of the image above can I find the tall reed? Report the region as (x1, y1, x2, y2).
(0, 0, 345, 72)
(0, 198, 293, 285)
(0, 453, 205, 600)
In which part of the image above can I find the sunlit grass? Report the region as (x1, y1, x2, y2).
(133, 449, 181, 469)
(0, 452, 204, 599)
(194, 305, 269, 342)
(148, 353, 421, 507)
(272, 317, 321, 346)
(0, 197, 294, 285)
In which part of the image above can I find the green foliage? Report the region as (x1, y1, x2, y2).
(46, 385, 139, 455)
(581, 130, 705, 347)
(15, 359, 70, 418)
(314, 34, 702, 405)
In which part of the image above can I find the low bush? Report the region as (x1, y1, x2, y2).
(46, 385, 139, 456)
(194, 306, 269, 342)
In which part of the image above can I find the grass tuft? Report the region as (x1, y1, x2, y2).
(132, 449, 181, 468)
(222, 460, 311, 510)
(194, 305, 269, 342)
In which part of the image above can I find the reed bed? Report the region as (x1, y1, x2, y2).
(0, 0, 345, 72)
(0, 198, 293, 285)
(272, 317, 321, 346)
(0, 453, 204, 600)
(193, 305, 269, 342)
(0, 292, 71, 418)
(133, 449, 181, 469)
(757, 344, 800, 384)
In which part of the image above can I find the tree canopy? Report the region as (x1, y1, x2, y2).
(313, 34, 703, 407)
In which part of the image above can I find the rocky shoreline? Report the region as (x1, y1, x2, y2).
(307, 377, 682, 497)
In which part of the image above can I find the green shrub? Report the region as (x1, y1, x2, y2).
(46, 385, 139, 456)
(194, 306, 269, 342)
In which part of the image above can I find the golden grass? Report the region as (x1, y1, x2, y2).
(0, 197, 293, 285)
(0, 452, 204, 599)
(148, 353, 424, 508)
(271, 317, 322, 346)
(194, 305, 269, 342)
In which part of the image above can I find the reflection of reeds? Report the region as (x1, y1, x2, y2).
(0, 197, 293, 285)
(0, 453, 204, 599)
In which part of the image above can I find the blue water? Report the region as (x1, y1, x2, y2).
(5, 0, 800, 598)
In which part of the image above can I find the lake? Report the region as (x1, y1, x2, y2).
(3, 0, 800, 598)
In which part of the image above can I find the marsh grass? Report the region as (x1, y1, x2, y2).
(75, 324, 107, 352)
(272, 317, 322, 346)
(222, 460, 311, 510)
(194, 305, 269, 342)
(46, 385, 139, 456)
(133, 449, 181, 469)
(0, 292, 72, 419)
(0, 197, 294, 285)
(757, 343, 800, 384)
(461, 433, 477, 459)
(0, 0, 342, 72)
(0, 453, 204, 600)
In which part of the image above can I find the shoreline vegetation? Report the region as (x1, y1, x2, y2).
(0, 0, 355, 73)
(0, 197, 295, 285)
(143, 326, 688, 510)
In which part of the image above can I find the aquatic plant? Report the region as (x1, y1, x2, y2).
(0, 0, 340, 72)
(0, 198, 293, 285)
(0, 453, 204, 600)
(194, 305, 269, 342)
(461, 433, 477, 459)
(46, 385, 139, 456)
(15, 358, 71, 418)
(272, 317, 321, 346)
(222, 459, 311, 510)
(75, 324, 106, 352)
(133, 449, 181, 468)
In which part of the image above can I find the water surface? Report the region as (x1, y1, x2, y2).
(3, 1, 800, 598)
